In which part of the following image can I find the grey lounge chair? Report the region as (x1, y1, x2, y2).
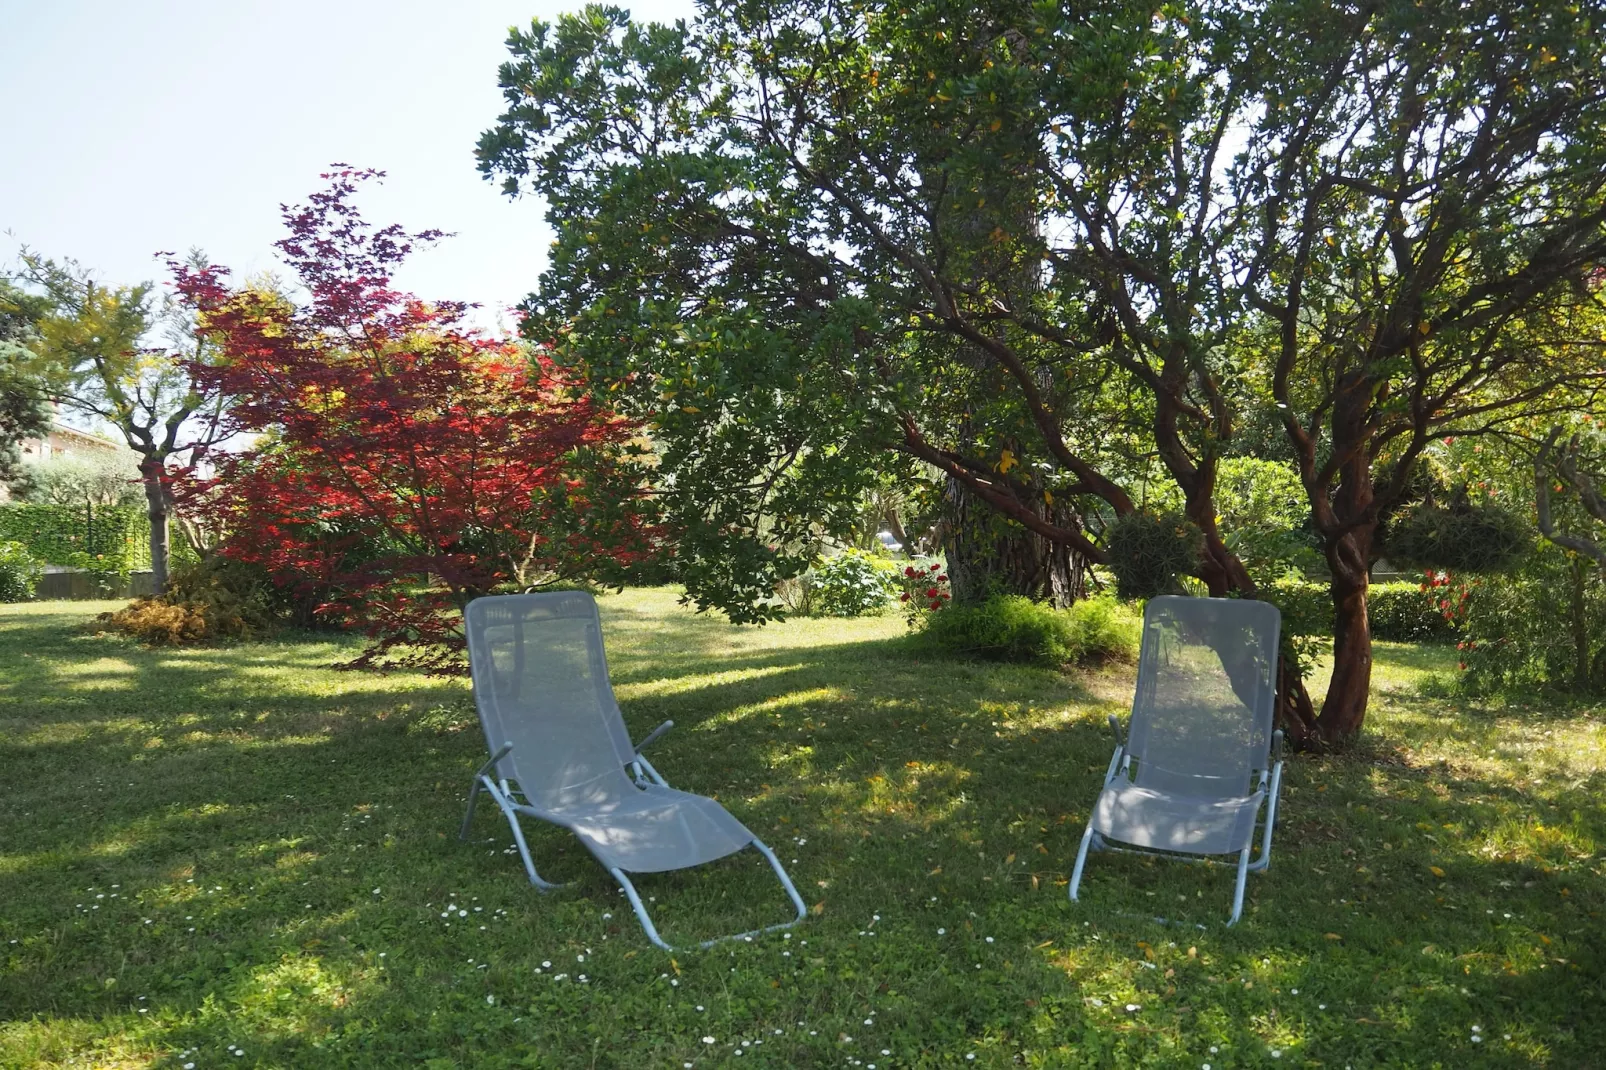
(1069, 596, 1285, 925)
(458, 591, 807, 950)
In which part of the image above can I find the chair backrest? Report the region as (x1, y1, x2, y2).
(1126, 596, 1281, 799)
(464, 591, 638, 810)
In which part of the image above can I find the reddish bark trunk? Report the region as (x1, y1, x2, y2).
(1315, 524, 1375, 742)
(1188, 476, 1322, 745)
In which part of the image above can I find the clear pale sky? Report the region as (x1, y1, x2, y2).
(0, 0, 695, 333)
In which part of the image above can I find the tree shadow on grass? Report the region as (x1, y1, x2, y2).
(3, 600, 1603, 1066)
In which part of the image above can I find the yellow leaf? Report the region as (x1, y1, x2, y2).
(1187, 946, 1197, 958)
(1031, 875, 1040, 891)
(1005, 853, 1016, 865)
(1429, 865, 1446, 878)
(1035, 939, 1053, 948)
(996, 448, 1018, 474)
(990, 119, 1002, 132)
(928, 866, 943, 876)
(811, 901, 825, 916)
(680, 405, 701, 414)
(670, 958, 681, 975)
(1324, 932, 1343, 941)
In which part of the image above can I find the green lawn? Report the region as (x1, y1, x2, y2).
(1, 589, 1601, 1068)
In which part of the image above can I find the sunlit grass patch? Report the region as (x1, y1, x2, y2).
(0, 588, 1602, 1067)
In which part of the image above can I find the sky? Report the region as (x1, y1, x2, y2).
(0, 0, 696, 336)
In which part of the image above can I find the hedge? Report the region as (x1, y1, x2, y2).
(1264, 579, 1457, 642)
(0, 503, 150, 573)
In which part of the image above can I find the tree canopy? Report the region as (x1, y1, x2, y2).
(481, 0, 1606, 741)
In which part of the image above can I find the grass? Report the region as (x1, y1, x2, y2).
(0, 588, 1602, 1069)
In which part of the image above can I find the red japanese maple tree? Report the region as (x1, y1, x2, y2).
(174, 168, 654, 671)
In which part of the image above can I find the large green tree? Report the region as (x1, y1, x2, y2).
(478, 0, 1262, 598)
(480, 0, 1606, 742)
(1241, 0, 1606, 738)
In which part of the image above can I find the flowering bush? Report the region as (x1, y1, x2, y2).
(813, 549, 899, 618)
(895, 558, 950, 625)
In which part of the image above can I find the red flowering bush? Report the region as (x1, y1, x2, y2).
(173, 169, 654, 672)
(895, 559, 950, 626)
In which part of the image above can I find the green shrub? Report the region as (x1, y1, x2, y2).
(1063, 596, 1142, 663)
(0, 502, 148, 571)
(1371, 581, 1460, 642)
(813, 549, 899, 617)
(1386, 502, 1530, 574)
(0, 541, 42, 602)
(921, 594, 1140, 666)
(1105, 511, 1203, 600)
(1457, 549, 1606, 695)
(1264, 578, 1455, 642)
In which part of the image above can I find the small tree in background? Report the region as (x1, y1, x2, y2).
(2, 254, 232, 591)
(176, 169, 655, 672)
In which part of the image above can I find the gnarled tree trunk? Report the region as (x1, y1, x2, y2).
(942, 475, 1088, 606)
(1318, 525, 1374, 741)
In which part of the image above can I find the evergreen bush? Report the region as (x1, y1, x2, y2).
(1105, 512, 1203, 600)
(921, 594, 1140, 666)
(813, 549, 899, 617)
(1386, 502, 1530, 574)
(0, 541, 42, 602)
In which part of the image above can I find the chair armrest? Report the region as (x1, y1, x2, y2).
(1108, 713, 1125, 745)
(1270, 728, 1284, 765)
(634, 719, 674, 757)
(476, 742, 514, 780)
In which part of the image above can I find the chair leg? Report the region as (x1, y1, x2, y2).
(611, 867, 673, 950)
(1068, 823, 1097, 903)
(750, 838, 809, 931)
(481, 778, 565, 892)
(458, 776, 484, 842)
(460, 743, 514, 841)
(608, 839, 810, 952)
(1227, 845, 1252, 926)
(1249, 761, 1284, 873)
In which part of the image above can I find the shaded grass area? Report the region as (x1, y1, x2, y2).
(0, 590, 1601, 1068)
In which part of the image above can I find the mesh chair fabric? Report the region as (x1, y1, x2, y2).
(1089, 596, 1281, 857)
(1126, 596, 1280, 799)
(464, 592, 754, 872)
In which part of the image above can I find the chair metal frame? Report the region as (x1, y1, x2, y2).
(1068, 603, 1287, 927)
(458, 595, 808, 951)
